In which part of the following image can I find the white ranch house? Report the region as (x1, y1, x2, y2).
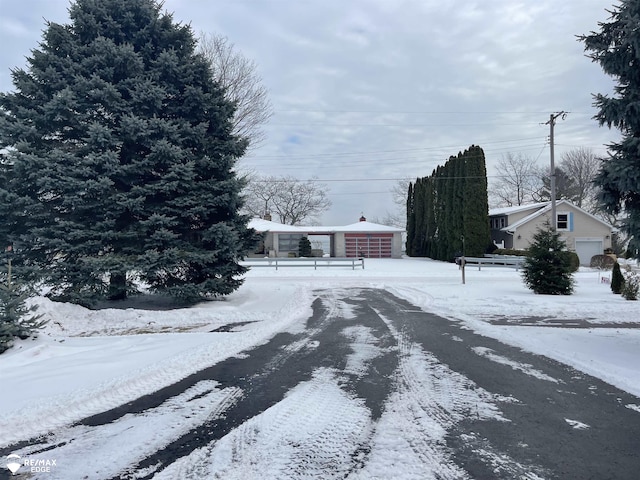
(489, 200, 615, 265)
(248, 216, 405, 258)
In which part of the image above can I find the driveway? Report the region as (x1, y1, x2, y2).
(2, 288, 639, 479)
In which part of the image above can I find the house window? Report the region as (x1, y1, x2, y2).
(500, 217, 506, 228)
(557, 213, 569, 230)
(278, 234, 303, 252)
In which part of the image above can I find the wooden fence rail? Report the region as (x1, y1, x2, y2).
(459, 255, 526, 271)
(241, 257, 365, 270)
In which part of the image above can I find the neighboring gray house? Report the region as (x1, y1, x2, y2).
(489, 200, 615, 265)
(248, 216, 405, 258)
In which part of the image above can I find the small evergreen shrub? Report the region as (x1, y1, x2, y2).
(621, 268, 639, 301)
(521, 227, 574, 295)
(298, 237, 312, 257)
(0, 277, 46, 354)
(611, 262, 625, 294)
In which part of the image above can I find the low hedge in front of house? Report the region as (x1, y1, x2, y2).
(492, 248, 529, 257)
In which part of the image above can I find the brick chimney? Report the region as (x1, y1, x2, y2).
(359, 214, 366, 222)
(263, 212, 272, 221)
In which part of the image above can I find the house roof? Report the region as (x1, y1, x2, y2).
(504, 204, 553, 232)
(490, 200, 615, 233)
(333, 221, 404, 233)
(248, 218, 405, 234)
(488, 202, 549, 216)
(248, 218, 304, 233)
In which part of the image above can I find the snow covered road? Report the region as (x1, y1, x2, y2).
(2, 287, 639, 479)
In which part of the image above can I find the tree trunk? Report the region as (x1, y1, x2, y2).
(108, 271, 127, 300)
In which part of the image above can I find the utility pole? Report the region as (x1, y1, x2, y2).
(545, 112, 567, 231)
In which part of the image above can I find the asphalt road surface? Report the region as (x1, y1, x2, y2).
(2, 288, 639, 479)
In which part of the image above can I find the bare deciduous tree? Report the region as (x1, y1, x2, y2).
(391, 178, 411, 208)
(559, 147, 601, 210)
(243, 173, 331, 225)
(198, 33, 273, 150)
(490, 153, 542, 207)
(373, 178, 411, 228)
(370, 211, 405, 229)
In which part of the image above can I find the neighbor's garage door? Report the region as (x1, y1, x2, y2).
(345, 233, 393, 258)
(575, 240, 603, 266)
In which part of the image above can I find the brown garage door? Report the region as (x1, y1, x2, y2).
(345, 233, 393, 258)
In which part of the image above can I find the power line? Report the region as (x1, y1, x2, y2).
(272, 109, 577, 115)
(252, 174, 539, 183)
(244, 143, 548, 166)
(267, 122, 543, 127)
(245, 136, 547, 160)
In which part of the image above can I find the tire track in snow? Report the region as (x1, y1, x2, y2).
(349, 305, 504, 479)
(349, 289, 551, 479)
(155, 369, 373, 480)
(106, 291, 393, 479)
(132, 289, 398, 479)
(471, 346, 561, 383)
(8, 382, 243, 480)
(365, 288, 640, 480)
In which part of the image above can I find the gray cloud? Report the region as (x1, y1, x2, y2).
(0, 0, 620, 225)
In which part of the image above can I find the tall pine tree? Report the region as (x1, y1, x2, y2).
(422, 176, 437, 258)
(463, 145, 491, 256)
(579, 1, 640, 257)
(0, 0, 255, 305)
(441, 157, 457, 260)
(406, 182, 415, 255)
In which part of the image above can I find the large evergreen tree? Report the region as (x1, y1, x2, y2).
(451, 152, 466, 256)
(463, 145, 491, 256)
(579, 1, 640, 257)
(0, 0, 255, 305)
(422, 176, 437, 258)
(405, 182, 415, 255)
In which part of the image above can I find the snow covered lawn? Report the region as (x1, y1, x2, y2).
(1, 257, 639, 450)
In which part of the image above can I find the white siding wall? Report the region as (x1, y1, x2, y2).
(392, 233, 403, 258)
(512, 207, 612, 258)
(334, 233, 346, 257)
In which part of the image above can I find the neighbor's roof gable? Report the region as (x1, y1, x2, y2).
(504, 204, 554, 232)
(488, 202, 548, 217)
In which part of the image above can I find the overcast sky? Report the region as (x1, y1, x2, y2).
(0, 0, 622, 225)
